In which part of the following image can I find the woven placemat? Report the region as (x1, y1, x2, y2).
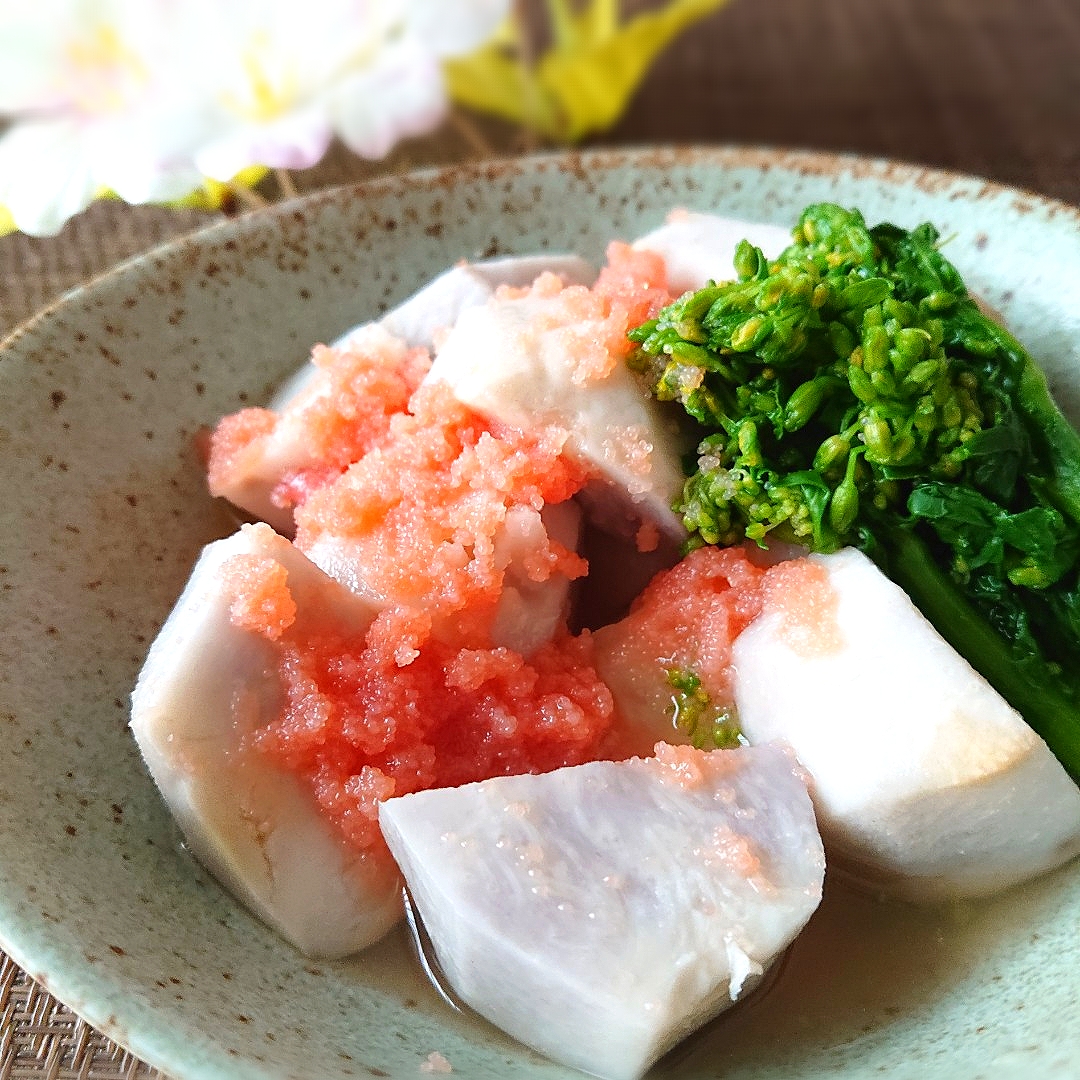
(0, 955, 163, 1079)
(2, 0, 1078, 1075)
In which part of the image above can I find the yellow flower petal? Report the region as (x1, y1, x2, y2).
(169, 166, 270, 210)
(446, 0, 733, 144)
(538, 0, 734, 142)
(444, 26, 563, 138)
(549, 0, 618, 50)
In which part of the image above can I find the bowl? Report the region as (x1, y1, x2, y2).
(2, 146, 1079, 1079)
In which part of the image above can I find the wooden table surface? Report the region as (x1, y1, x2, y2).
(1, 0, 1078, 1075)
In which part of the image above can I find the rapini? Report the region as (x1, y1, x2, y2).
(629, 203, 1080, 779)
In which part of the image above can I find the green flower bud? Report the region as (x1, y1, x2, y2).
(759, 280, 786, 309)
(829, 451, 862, 535)
(912, 396, 938, 433)
(745, 521, 768, 542)
(841, 277, 891, 310)
(924, 290, 955, 312)
(883, 298, 917, 326)
(862, 305, 884, 331)
(829, 320, 855, 359)
(848, 364, 876, 404)
(670, 318, 707, 344)
(733, 240, 766, 281)
(812, 436, 849, 476)
(869, 369, 897, 397)
(862, 325, 890, 373)
(925, 318, 945, 349)
(906, 358, 941, 388)
(1009, 561, 1056, 589)
(862, 415, 893, 460)
(937, 451, 964, 478)
(894, 327, 931, 365)
(784, 378, 830, 431)
(941, 398, 963, 430)
(731, 316, 767, 351)
(737, 420, 762, 464)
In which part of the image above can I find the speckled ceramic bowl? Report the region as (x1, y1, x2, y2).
(2, 147, 1080, 1080)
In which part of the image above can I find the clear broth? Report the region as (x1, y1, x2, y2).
(353, 861, 1077, 1078)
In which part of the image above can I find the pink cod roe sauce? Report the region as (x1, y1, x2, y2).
(207, 333, 430, 515)
(209, 244, 675, 858)
(242, 588, 615, 852)
(222, 390, 615, 854)
(294, 379, 589, 637)
(493, 241, 671, 386)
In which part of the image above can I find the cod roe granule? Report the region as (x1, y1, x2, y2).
(207, 331, 430, 515)
(246, 616, 615, 854)
(294, 380, 589, 641)
(494, 243, 671, 386)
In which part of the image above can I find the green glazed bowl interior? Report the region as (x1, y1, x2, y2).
(2, 146, 1079, 1080)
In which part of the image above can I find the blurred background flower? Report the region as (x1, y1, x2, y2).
(448, 0, 730, 143)
(0, 0, 731, 237)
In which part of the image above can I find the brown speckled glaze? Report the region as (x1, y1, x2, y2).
(1, 148, 1079, 1080)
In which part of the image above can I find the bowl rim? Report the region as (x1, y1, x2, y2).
(5, 142, 1079, 354)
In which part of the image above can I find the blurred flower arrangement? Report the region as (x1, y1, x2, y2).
(0, 0, 729, 237)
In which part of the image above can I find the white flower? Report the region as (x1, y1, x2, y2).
(0, 1, 213, 234)
(0, 0, 509, 236)
(190, 0, 500, 181)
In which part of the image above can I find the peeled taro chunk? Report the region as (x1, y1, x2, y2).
(130, 523, 402, 959)
(733, 548, 1080, 900)
(632, 211, 792, 293)
(379, 743, 825, 1080)
(424, 252, 690, 544)
(209, 254, 596, 534)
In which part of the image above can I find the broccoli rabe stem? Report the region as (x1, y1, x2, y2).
(1013, 341, 1080, 522)
(629, 202, 1080, 780)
